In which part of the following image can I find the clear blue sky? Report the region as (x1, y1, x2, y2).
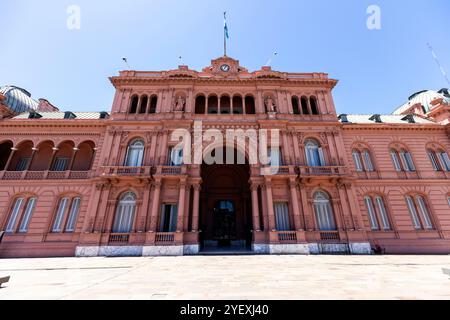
(1, 0, 449, 114)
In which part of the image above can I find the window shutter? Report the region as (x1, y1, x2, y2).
(52, 198, 69, 232)
(6, 198, 24, 233)
(274, 203, 290, 231)
(364, 197, 379, 230)
(363, 150, 374, 171)
(353, 151, 363, 172)
(318, 147, 325, 166)
(406, 196, 421, 230)
(428, 151, 440, 171)
(405, 152, 416, 171)
(439, 152, 450, 171)
(65, 198, 81, 232)
(18, 198, 36, 233)
(375, 196, 391, 230)
(416, 196, 433, 230)
(391, 151, 402, 171)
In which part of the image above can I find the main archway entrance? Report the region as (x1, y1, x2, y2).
(199, 148, 252, 252)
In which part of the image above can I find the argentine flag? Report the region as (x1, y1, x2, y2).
(224, 12, 229, 39)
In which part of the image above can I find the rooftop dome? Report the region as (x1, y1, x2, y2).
(0, 85, 39, 113)
(393, 88, 450, 115)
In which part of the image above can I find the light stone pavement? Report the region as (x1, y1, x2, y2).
(1, 255, 450, 300)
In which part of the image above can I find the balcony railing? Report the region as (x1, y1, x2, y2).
(108, 233, 130, 244)
(155, 232, 175, 244)
(0, 170, 92, 180)
(154, 166, 186, 176)
(299, 166, 348, 177)
(99, 166, 152, 177)
(277, 231, 298, 243)
(320, 231, 340, 241)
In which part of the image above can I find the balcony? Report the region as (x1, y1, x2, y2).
(298, 166, 348, 177)
(0, 170, 91, 180)
(99, 166, 153, 177)
(154, 165, 187, 176)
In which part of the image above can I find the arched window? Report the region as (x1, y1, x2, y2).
(353, 148, 375, 172)
(124, 140, 145, 167)
(310, 96, 319, 115)
(305, 139, 325, 166)
(313, 191, 336, 231)
(301, 96, 309, 115)
(52, 197, 81, 233)
(405, 195, 433, 230)
(364, 195, 391, 231)
(232, 95, 243, 114)
(428, 149, 450, 172)
(292, 96, 300, 115)
(220, 95, 231, 114)
(129, 95, 139, 114)
(0, 141, 13, 171)
(149, 95, 158, 114)
(195, 95, 206, 114)
(5, 197, 37, 233)
(391, 148, 415, 172)
(208, 95, 218, 114)
(112, 193, 137, 233)
(245, 95, 256, 114)
(139, 95, 148, 114)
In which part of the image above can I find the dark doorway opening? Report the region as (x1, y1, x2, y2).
(199, 147, 253, 253)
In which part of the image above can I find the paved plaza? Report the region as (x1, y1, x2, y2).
(1, 255, 450, 300)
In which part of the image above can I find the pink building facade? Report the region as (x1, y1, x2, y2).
(1, 56, 450, 258)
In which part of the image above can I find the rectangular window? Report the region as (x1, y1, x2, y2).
(52, 157, 69, 171)
(363, 150, 374, 172)
(438, 152, 450, 171)
(274, 202, 290, 231)
(52, 198, 69, 232)
(403, 152, 416, 172)
(159, 204, 178, 232)
(5, 198, 24, 233)
(15, 157, 30, 171)
(391, 152, 402, 172)
(18, 198, 36, 233)
(352, 151, 363, 172)
(65, 198, 81, 232)
(416, 196, 433, 230)
(364, 197, 379, 230)
(428, 151, 441, 171)
(406, 196, 421, 230)
(375, 196, 391, 230)
(268, 147, 283, 166)
(168, 147, 183, 166)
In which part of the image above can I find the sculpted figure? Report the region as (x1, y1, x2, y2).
(174, 96, 185, 112)
(265, 97, 276, 113)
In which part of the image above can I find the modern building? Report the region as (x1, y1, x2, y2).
(0, 56, 450, 258)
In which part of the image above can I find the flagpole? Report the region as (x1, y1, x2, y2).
(223, 12, 227, 56)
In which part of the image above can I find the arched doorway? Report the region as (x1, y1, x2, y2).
(200, 147, 252, 251)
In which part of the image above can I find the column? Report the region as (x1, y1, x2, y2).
(291, 132, 300, 164)
(265, 179, 276, 230)
(281, 131, 291, 165)
(242, 96, 246, 115)
(26, 147, 38, 171)
(205, 95, 209, 114)
(149, 180, 162, 232)
(176, 179, 187, 232)
(299, 183, 312, 230)
(158, 130, 169, 165)
(46, 148, 58, 171)
(183, 184, 191, 231)
(4, 147, 17, 171)
(138, 182, 152, 232)
(289, 179, 303, 230)
(68, 148, 79, 171)
(251, 184, 261, 231)
(191, 184, 201, 232)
